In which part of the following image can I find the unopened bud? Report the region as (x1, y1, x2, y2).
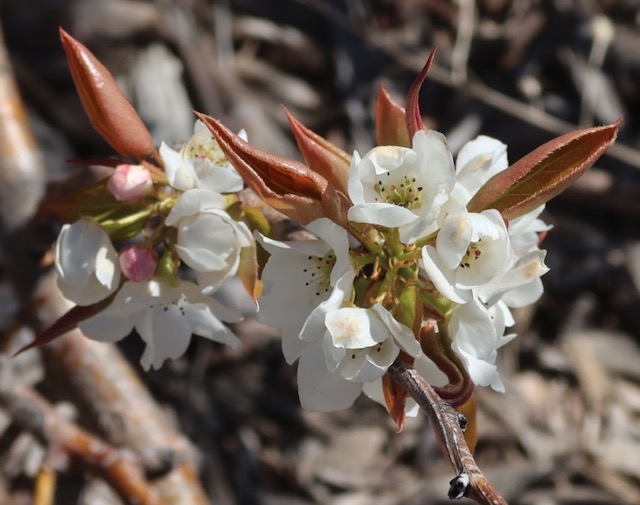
(119, 244, 158, 282)
(108, 164, 152, 202)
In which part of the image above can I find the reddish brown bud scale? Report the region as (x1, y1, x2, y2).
(59, 28, 159, 163)
(375, 84, 411, 147)
(468, 118, 622, 220)
(198, 113, 328, 224)
(382, 372, 409, 432)
(405, 49, 437, 140)
(284, 107, 351, 196)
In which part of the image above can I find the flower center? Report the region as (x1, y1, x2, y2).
(459, 239, 483, 269)
(187, 140, 229, 167)
(373, 172, 423, 209)
(302, 250, 336, 297)
(153, 293, 188, 316)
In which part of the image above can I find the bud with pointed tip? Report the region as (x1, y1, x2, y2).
(59, 28, 159, 163)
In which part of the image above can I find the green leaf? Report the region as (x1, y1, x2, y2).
(46, 179, 121, 223)
(46, 178, 151, 240)
(467, 118, 622, 220)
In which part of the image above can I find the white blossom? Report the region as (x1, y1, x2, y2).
(256, 218, 355, 364)
(421, 209, 513, 303)
(79, 279, 242, 370)
(297, 304, 421, 412)
(322, 304, 422, 382)
(165, 188, 252, 293)
(508, 205, 552, 258)
(160, 120, 245, 193)
(347, 130, 455, 243)
(448, 299, 515, 392)
(55, 218, 121, 305)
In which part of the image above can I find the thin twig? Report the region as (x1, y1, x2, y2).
(388, 360, 508, 505)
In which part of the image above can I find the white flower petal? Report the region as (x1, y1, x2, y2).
(54, 218, 121, 305)
(297, 341, 363, 411)
(165, 189, 226, 225)
(348, 203, 418, 227)
(160, 141, 196, 191)
(455, 136, 507, 197)
(436, 212, 474, 269)
(325, 307, 380, 349)
(340, 338, 399, 382)
(79, 313, 135, 343)
(421, 246, 466, 303)
(370, 303, 421, 357)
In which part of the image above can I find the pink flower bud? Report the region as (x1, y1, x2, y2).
(108, 164, 152, 202)
(119, 244, 158, 282)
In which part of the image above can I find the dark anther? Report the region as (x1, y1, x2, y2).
(448, 473, 470, 500)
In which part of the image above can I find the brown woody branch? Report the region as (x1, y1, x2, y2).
(0, 361, 163, 505)
(0, 17, 211, 505)
(388, 360, 508, 505)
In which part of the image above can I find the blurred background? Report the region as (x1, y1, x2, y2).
(1, 1, 640, 504)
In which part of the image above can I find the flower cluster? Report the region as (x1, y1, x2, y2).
(54, 120, 251, 369)
(47, 33, 618, 423)
(256, 130, 549, 412)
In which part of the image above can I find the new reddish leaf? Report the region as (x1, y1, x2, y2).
(405, 49, 436, 139)
(60, 28, 159, 162)
(467, 119, 621, 220)
(284, 107, 351, 196)
(14, 296, 114, 356)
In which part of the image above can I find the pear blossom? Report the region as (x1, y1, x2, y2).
(165, 189, 252, 292)
(508, 205, 552, 258)
(257, 218, 355, 363)
(55, 218, 121, 305)
(160, 120, 246, 193)
(442, 136, 508, 212)
(421, 209, 513, 303)
(107, 163, 152, 202)
(323, 304, 422, 382)
(79, 279, 242, 370)
(448, 299, 516, 392)
(348, 129, 455, 243)
(297, 304, 422, 412)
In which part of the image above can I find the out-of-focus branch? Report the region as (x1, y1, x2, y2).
(0, 360, 163, 505)
(37, 272, 211, 505)
(388, 360, 508, 505)
(0, 17, 211, 505)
